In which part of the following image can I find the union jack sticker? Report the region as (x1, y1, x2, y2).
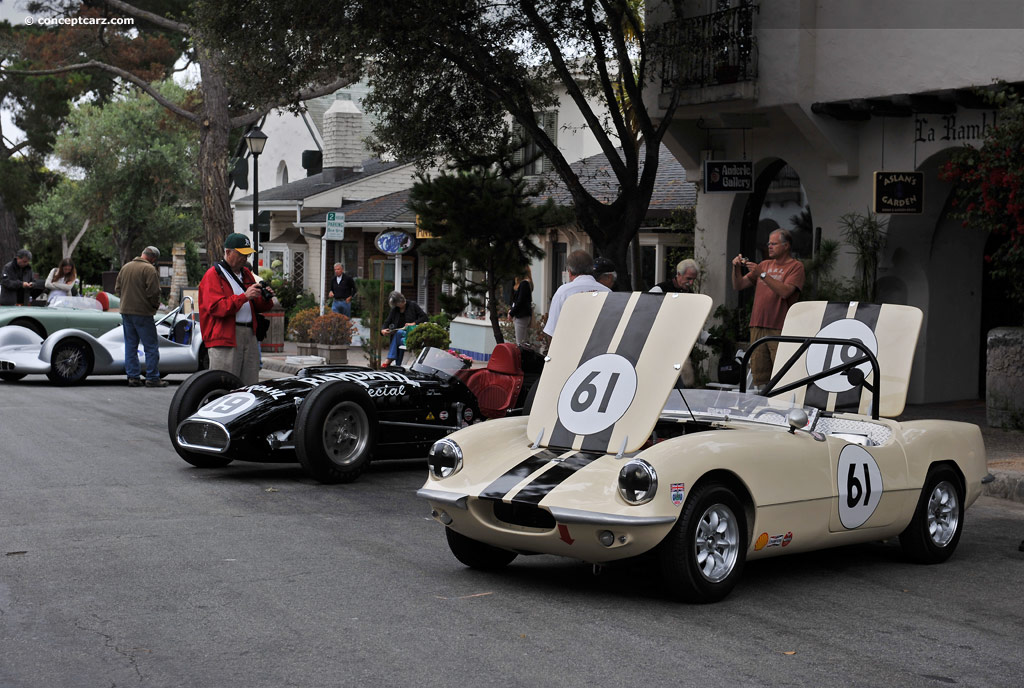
(670, 482, 685, 506)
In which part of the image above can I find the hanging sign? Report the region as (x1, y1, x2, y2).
(325, 211, 345, 240)
(375, 230, 415, 256)
(703, 160, 753, 193)
(873, 172, 923, 214)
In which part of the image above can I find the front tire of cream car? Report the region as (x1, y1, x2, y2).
(899, 465, 964, 564)
(445, 528, 518, 570)
(658, 482, 747, 603)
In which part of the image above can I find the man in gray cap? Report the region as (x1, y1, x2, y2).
(115, 246, 165, 387)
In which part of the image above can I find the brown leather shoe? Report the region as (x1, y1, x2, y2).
(145, 379, 169, 388)
(128, 378, 143, 387)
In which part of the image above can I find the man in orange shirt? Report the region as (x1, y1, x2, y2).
(731, 229, 805, 389)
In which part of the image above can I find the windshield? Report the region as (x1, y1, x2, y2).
(410, 347, 468, 379)
(662, 388, 820, 430)
(47, 295, 103, 311)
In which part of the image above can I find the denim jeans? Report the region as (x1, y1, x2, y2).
(387, 329, 406, 364)
(332, 299, 352, 317)
(122, 313, 160, 381)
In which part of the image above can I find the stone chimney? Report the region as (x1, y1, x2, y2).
(321, 99, 364, 182)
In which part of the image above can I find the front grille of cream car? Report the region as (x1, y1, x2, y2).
(177, 420, 230, 453)
(491, 500, 556, 530)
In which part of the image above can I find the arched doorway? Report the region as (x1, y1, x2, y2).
(739, 159, 813, 263)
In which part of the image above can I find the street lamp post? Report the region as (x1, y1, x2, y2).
(244, 128, 268, 268)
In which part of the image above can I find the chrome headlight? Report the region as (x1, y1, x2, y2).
(617, 459, 658, 505)
(428, 438, 463, 479)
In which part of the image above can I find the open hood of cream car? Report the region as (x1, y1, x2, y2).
(527, 291, 712, 454)
(771, 301, 923, 418)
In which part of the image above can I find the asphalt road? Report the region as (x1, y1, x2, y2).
(2, 375, 1023, 688)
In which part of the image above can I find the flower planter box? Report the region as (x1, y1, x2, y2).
(317, 344, 349, 365)
(987, 327, 1024, 429)
(296, 342, 317, 357)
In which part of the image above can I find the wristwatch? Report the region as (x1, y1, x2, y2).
(759, 271, 767, 280)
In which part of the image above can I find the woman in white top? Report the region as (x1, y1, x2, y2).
(45, 258, 79, 301)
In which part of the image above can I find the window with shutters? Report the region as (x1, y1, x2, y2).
(512, 111, 558, 176)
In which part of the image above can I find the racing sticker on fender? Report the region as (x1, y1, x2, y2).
(556, 353, 637, 435)
(670, 483, 685, 506)
(194, 392, 257, 420)
(837, 444, 883, 529)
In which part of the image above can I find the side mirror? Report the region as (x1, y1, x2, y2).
(787, 408, 808, 433)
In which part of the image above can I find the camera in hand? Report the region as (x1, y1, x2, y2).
(258, 280, 274, 300)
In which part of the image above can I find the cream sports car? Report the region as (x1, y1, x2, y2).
(417, 293, 988, 603)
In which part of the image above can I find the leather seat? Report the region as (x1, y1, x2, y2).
(465, 343, 524, 419)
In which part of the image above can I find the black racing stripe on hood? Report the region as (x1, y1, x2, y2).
(832, 303, 882, 411)
(579, 294, 665, 453)
(478, 449, 560, 500)
(546, 294, 631, 449)
(510, 452, 601, 506)
(803, 302, 854, 411)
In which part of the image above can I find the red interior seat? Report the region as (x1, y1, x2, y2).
(465, 343, 524, 418)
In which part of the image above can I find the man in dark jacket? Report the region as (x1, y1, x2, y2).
(0, 249, 34, 306)
(328, 262, 357, 316)
(115, 246, 165, 387)
(381, 290, 428, 367)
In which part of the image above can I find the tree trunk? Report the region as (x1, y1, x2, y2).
(0, 194, 20, 264)
(488, 274, 504, 344)
(197, 46, 234, 263)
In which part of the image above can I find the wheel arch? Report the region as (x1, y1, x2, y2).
(925, 459, 966, 496)
(687, 469, 757, 543)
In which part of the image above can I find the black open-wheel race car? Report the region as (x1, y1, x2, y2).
(167, 344, 541, 483)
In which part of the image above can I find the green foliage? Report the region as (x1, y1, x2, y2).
(428, 312, 452, 331)
(185, 241, 203, 285)
(197, 0, 687, 288)
(404, 322, 450, 352)
(707, 302, 752, 358)
(356, 278, 394, 369)
(940, 86, 1024, 323)
(310, 312, 357, 345)
(287, 307, 319, 342)
(838, 210, 888, 303)
(24, 81, 200, 266)
(409, 140, 557, 343)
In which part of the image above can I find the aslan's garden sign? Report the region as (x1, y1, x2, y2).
(871, 110, 998, 214)
(873, 171, 923, 214)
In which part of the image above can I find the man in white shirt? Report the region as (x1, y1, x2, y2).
(542, 250, 611, 339)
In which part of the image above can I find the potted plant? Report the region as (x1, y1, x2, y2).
(310, 312, 357, 364)
(287, 307, 319, 357)
(404, 321, 451, 357)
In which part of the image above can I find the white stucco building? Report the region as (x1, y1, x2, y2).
(646, 0, 1024, 403)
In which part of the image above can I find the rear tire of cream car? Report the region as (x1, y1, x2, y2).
(445, 528, 518, 570)
(295, 383, 376, 484)
(658, 482, 747, 603)
(168, 369, 242, 468)
(899, 466, 964, 564)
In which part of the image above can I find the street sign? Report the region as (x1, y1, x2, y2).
(703, 160, 753, 193)
(873, 172, 924, 214)
(325, 211, 345, 240)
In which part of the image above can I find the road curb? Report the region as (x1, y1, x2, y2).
(983, 470, 1024, 504)
(261, 357, 303, 376)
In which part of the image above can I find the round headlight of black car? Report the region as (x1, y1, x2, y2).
(617, 459, 658, 505)
(428, 438, 463, 479)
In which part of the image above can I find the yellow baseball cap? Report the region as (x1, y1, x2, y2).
(225, 233, 255, 255)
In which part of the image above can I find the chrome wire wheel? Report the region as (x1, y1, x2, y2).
(694, 504, 740, 583)
(322, 401, 370, 467)
(926, 480, 960, 548)
(54, 345, 85, 378)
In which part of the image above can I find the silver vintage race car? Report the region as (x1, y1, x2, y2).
(0, 299, 205, 384)
(417, 293, 988, 603)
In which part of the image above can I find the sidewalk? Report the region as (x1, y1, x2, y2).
(260, 342, 1024, 503)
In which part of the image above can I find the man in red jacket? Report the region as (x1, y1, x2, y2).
(198, 233, 274, 385)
